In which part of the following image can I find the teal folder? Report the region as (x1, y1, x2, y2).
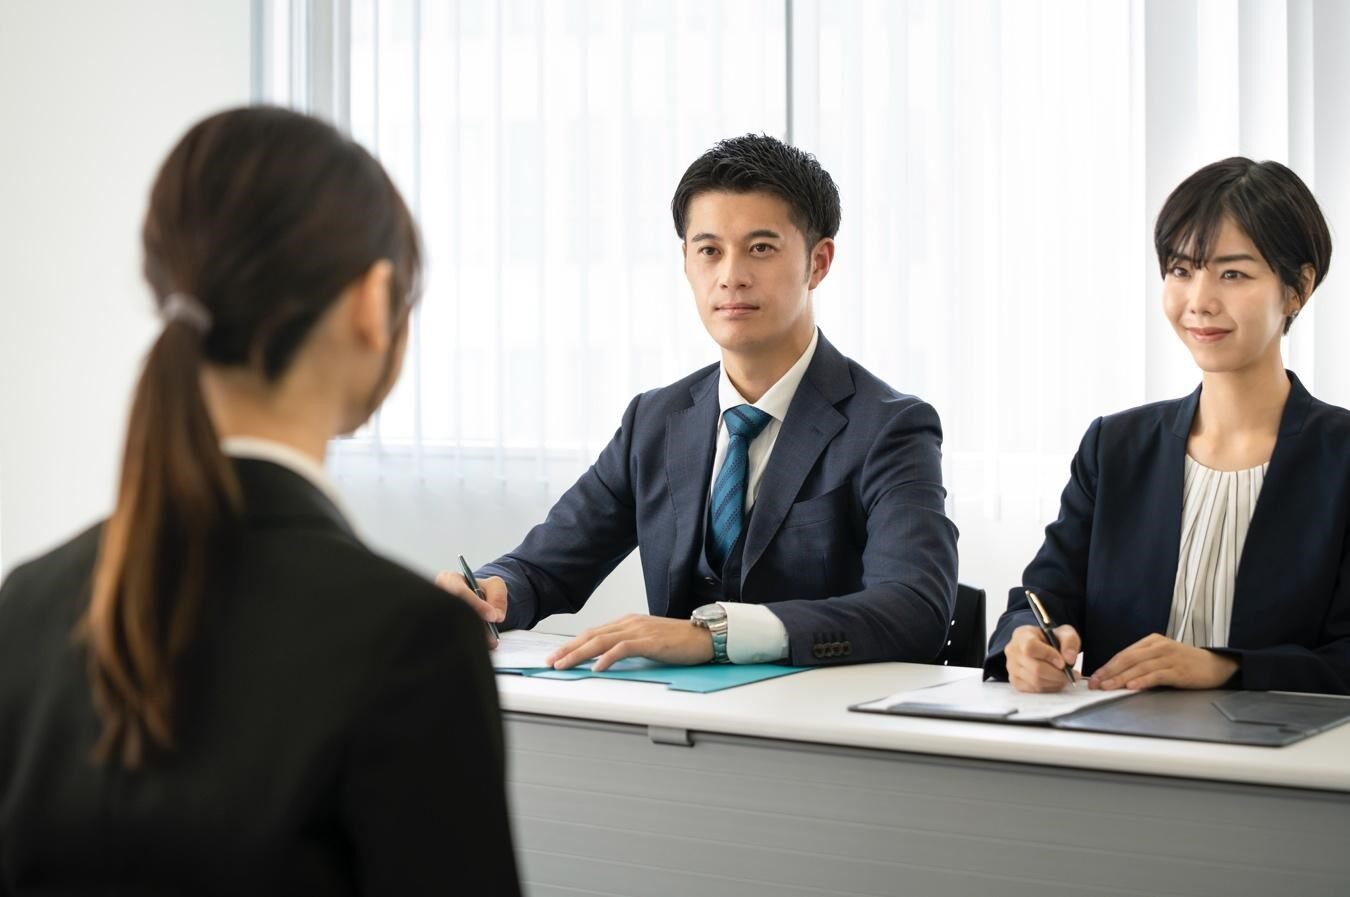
(498, 658, 807, 693)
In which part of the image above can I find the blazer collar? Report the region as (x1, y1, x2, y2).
(1231, 370, 1314, 642)
(741, 332, 854, 580)
(1169, 369, 1314, 439)
(1279, 370, 1314, 435)
(661, 367, 723, 615)
(233, 457, 358, 542)
(799, 330, 857, 407)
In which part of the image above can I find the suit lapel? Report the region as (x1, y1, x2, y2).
(740, 337, 851, 584)
(1228, 371, 1314, 644)
(1138, 388, 1199, 637)
(662, 370, 721, 616)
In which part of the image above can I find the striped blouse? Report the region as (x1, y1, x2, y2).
(1167, 454, 1269, 648)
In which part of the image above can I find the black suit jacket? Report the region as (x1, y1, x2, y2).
(985, 373, 1350, 694)
(482, 332, 960, 665)
(0, 459, 521, 896)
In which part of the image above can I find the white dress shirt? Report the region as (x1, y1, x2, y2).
(710, 328, 819, 663)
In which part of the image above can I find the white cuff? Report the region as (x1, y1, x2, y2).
(719, 602, 789, 664)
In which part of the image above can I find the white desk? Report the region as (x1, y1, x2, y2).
(498, 663, 1350, 897)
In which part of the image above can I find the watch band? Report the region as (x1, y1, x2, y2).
(692, 605, 731, 664)
(707, 617, 729, 664)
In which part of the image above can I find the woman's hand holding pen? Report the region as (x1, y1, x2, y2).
(1089, 634, 1239, 691)
(1005, 624, 1081, 693)
(435, 571, 508, 648)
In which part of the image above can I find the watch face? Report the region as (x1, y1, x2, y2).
(693, 603, 726, 624)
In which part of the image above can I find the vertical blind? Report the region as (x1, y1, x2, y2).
(259, 0, 784, 479)
(255, 0, 1350, 528)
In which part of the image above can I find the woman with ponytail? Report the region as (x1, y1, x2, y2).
(0, 107, 521, 896)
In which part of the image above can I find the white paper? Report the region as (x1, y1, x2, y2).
(856, 676, 1133, 722)
(490, 630, 573, 670)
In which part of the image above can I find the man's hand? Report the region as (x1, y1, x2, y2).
(434, 571, 508, 648)
(546, 614, 714, 671)
(1089, 633, 1239, 691)
(1005, 623, 1081, 693)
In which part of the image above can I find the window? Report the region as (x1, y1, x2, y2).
(256, 0, 1350, 538)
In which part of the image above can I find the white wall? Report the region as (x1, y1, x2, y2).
(0, 0, 251, 574)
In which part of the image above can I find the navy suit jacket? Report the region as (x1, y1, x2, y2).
(985, 372, 1350, 694)
(481, 332, 959, 666)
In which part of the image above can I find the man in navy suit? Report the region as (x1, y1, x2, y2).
(440, 135, 958, 668)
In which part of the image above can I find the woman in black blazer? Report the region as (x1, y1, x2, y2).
(987, 157, 1350, 696)
(0, 108, 521, 895)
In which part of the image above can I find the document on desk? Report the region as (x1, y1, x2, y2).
(852, 677, 1133, 723)
(490, 630, 572, 670)
(491, 632, 807, 691)
(524, 658, 808, 693)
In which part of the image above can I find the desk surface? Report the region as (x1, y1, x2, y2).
(497, 662, 1350, 793)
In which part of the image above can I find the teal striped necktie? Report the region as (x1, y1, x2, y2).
(708, 404, 773, 571)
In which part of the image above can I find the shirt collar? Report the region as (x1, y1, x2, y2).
(717, 327, 819, 422)
(220, 436, 349, 518)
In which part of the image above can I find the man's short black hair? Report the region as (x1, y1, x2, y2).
(671, 134, 841, 249)
(1155, 157, 1332, 325)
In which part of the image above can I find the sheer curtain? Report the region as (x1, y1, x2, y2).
(256, 0, 785, 475)
(254, 0, 1350, 623)
(791, 0, 1139, 527)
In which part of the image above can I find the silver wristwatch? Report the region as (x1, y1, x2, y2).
(691, 603, 731, 664)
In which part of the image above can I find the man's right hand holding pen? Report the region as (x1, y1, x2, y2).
(435, 568, 509, 649)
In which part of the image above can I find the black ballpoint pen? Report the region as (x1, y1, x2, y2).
(1025, 589, 1075, 686)
(459, 555, 500, 641)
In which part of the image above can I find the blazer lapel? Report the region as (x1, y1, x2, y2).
(1228, 371, 1314, 643)
(1136, 385, 1201, 637)
(662, 370, 721, 616)
(740, 337, 851, 584)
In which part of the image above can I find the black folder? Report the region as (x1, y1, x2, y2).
(1050, 689, 1350, 747)
(853, 680, 1350, 746)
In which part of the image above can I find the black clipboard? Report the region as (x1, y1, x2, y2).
(854, 688, 1350, 747)
(1050, 689, 1350, 747)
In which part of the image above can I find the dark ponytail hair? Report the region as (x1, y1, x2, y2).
(82, 106, 421, 769)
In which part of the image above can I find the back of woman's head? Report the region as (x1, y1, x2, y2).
(85, 106, 421, 769)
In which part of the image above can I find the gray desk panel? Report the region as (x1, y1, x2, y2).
(505, 712, 1350, 897)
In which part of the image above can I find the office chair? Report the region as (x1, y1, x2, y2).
(936, 583, 987, 668)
